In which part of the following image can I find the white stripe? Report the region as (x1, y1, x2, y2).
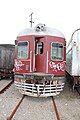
(30, 51, 32, 72)
(33, 40, 35, 71)
(46, 51, 49, 73)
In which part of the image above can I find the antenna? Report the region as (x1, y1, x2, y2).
(29, 12, 34, 27)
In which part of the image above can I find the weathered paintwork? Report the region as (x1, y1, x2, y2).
(66, 30, 80, 88)
(14, 36, 66, 76)
(14, 24, 66, 97)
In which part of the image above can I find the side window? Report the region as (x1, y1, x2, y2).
(17, 42, 29, 59)
(36, 42, 43, 54)
(51, 43, 63, 60)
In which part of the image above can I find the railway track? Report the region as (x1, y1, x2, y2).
(7, 95, 25, 120)
(0, 80, 13, 94)
(0, 79, 61, 120)
(5, 96, 61, 120)
(0, 81, 23, 120)
(0, 79, 79, 120)
(51, 96, 61, 120)
(0, 82, 79, 120)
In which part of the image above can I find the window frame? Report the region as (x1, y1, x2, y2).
(36, 41, 44, 55)
(17, 41, 29, 59)
(51, 42, 64, 61)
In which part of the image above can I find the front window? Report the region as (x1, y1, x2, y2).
(36, 42, 43, 54)
(51, 43, 63, 60)
(17, 42, 29, 59)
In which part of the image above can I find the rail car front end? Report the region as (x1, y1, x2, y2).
(14, 24, 66, 97)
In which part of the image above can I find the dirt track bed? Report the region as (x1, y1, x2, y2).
(55, 82, 80, 120)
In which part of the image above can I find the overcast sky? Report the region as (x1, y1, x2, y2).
(0, 0, 80, 44)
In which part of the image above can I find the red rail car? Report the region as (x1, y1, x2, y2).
(14, 24, 66, 97)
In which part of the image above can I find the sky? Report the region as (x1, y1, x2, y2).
(0, 0, 80, 45)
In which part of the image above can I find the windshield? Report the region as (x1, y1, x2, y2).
(51, 43, 63, 60)
(17, 42, 29, 59)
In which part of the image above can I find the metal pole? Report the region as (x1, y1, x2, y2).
(29, 12, 34, 27)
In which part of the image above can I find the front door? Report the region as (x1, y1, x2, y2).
(35, 37, 45, 73)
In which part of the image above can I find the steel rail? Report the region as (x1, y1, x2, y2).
(75, 87, 80, 95)
(0, 80, 13, 94)
(7, 95, 25, 120)
(51, 96, 61, 120)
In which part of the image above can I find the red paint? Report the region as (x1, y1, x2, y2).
(15, 35, 66, 76)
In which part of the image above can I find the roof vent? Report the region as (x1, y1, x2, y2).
(35, 23, 46, 32)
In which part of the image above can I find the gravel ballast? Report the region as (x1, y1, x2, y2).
(0, 82, 23, 120)
(13, 96, 57, 120)
(55, 82, 80, 120)
(0, 79, 12, 91)
(0, 80, 80, 120)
